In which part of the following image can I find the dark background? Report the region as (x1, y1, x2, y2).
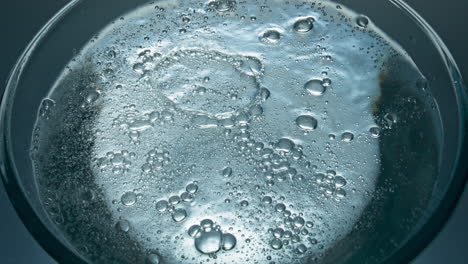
(0, 0, 467, 263)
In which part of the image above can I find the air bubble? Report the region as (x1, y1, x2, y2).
(116, 220, 131, 232)
(273, 228, 284, 238)
(156, 200, 169, 212)
(195, 229, 223, 254)
(188, 225, 202, 237)
(180, 192, 194, 202)
(333, 176, 347, 188)
(293, 216, 305, 228)
(260, 29, 281, 44)
(169, 195, 181, 205)
(341, 132, 354, 142)
(84, 91, 100, 105)
(249, 105, 263, 116)
(296, 115, 318, 131)
(356, 15, 369, 27)
(146, 253, 161, 264)
(260, 87, 271, 101)
(262, 196, 273, 204)
(275, 203, 286, 212)
(304, 79, 326, 96)
(171, 208, 187, 222)
(297, 244, 307, 254)
(369, 126, 381, 138)
(293, 17, 314, 33)
(201, 219, 214, 229)
(121, 192, 137, 206)
(270, 238, 283, 250)
(335, 189, 347, 199)
(186, 183, 198, 193)
(222, 233, 237, 250)
(275, 138, 295, 153)
(222, 167, 233, 177)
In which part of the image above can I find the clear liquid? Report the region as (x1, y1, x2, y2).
(32, 0, 440, 263)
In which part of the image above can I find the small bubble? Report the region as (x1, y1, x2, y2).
(293, 17, 314, 33)
(201, 219, 214, 229)
(262, 196, 273, 204)
(304, 79, 327, 96)
(222, 233, 237, 250)
(133, 63, 145, 74)
(335, 189, 347, 199)
(260, 29, 281, 44)
(292, 234, 301, 243)
(356, 15, 369, 27)
(146, 253, 161, 264)
(270, 238, 283, 250)
(273, 228, 284, 238)
(341, 132, 354, 142)
(384, 113, 398, 128)
(369, 126, 381, 138)
(116, 219, 131, 232)
(322, 78, 332, 87)
(249, 105, 263, 116)
(156, 200, 169, 212)
(293, 216, 305, 228)
(333, 176, 347, 188)
(195, 229, 223, 254)
(172, 208, 187, 222)
(180, 192, 194, 203)
(222, 167, 233, 177)
(196, 86, 207, 95)
(186, 183, 198, 193)
(297, 244, 307, 254)
(260, 88, 271, 101)
(296, 115, 318, 131)
(188, 225, 202, 237)
(275, 138, 295, 153)
(84, 91, 100, 105)
(275, 203, 286, 212)
(169, 195, 181, 205)
(240, 200, 249, 207)
(121, 192, 137, 206)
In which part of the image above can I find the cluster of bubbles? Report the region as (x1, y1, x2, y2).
(132, 49, 161, 76)
(112, 105, 175, 143)
(155, 182, 199, 222)
(266, 201, 315, 254)
(95, 150, 136, 174)
(141, 147, 172, 173)
(188, 219, 237, 255)
(207, 0, 237, 13)
(229, 132, 306, 186)
(144, 48, 263, 119)
(312, 170, 347, 199)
